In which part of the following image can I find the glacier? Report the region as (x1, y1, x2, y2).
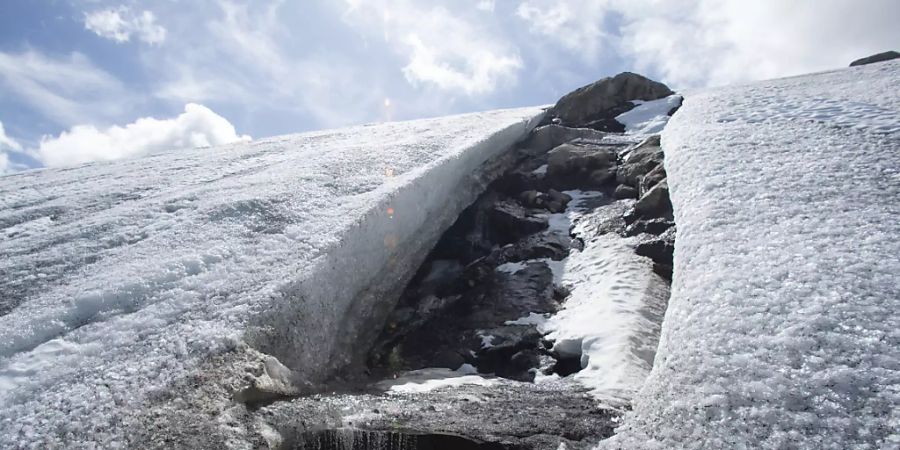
(1, 57, 897, 450)
(606, 60, 900, 449)
(0, 107, 542, 447)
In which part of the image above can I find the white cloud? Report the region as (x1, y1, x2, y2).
(343, 1, 522, 95)
(627, 0, 900, 87)
(0, 50, 128, 127)
(0, 121, 22, 153)
(36, 103, 250, 168)
(515, 0, 900, 88)
(476, 0, 495, 12)
(516, 0, 609, 60)
(85, 7, 167, 44)
(0, 121, 22, 175)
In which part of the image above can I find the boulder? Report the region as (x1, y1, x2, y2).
(523, 124, 605, 153)
(545, 72, 674, 129)
(849, 51, 900, 67)
(639, 164, 667, 196)
(633, 179, 673, 220)
(617, 135, 664, 188)
(614, 184, 638, 200)
(476, 326, 543, 382)
(625, 218, 675, 237)
(546, 143, 618, 189)
(489, 200, 549, 244)
(636, 227, 676, 280)
(517, 189, 572, 213)
(494, 232, 574, 263)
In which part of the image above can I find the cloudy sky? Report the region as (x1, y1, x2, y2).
(1, 0, 898, 174)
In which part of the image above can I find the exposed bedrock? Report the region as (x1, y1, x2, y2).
(542, 72, 674, 131)
(849, 50, 899, 66)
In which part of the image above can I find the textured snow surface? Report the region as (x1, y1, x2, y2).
(540, 191, 668, 406)
(0, 107, 541, 447)
(606, 61, 900, 449)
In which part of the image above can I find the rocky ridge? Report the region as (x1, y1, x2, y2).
(198, 73, 683, 450)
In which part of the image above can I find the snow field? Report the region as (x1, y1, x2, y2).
(606, 60, 900, 449)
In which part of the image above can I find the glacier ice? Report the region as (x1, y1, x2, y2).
(0, 107, 542, 447)
(605, 60, 900, 449)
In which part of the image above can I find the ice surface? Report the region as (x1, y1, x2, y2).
(606, 61, 900, 449)
(615, 95, 682, 135)
(0, 107, 542, 447)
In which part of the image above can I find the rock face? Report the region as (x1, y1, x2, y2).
(546, 142, 619, 189)
(617, 135, 664, 189)
(544, 72, 674, 130)
(849, 50, 900, 67)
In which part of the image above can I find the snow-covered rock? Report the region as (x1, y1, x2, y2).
(606, 60, 900, 450)
(544, 72, 674, 130)
(0, 107, 542, 447)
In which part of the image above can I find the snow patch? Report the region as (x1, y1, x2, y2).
(505, 312, 550, 326)
(616, 95, 682, 135)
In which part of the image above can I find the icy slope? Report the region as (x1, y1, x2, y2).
(606, 61, 900, 448)
(0, 107, 542, 447)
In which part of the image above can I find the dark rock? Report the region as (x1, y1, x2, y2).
(547, 189, 573, 205)
(616, 135, 663, 188)
(639, 164, 667, 196)
(635, 237, 673, 267)
(666, 96, 684, 116)
(549, 352, 584, 377)
(506, 350, 541, 382)
(476, 326, 543, 381)
(642, 227, 676, 281)
(614, 184, 638, 199)
(652, 263, 673, 281)
(493, 171, 547, 196)
(522, 124, 605, 153)
(545, 72, 674, 128)
(489, 200, 549, 244)
(495, 232, 574, 262)
(588, 168, 616, 186)
(518, 189, 572, 214)
(633, 179, 673, 220)
(433, 350, 467, 370)
(518, 190, 543, 208)
(625, 218, 675, 237)
(546, 143, 618, 189)
(849, 51, 900, 67)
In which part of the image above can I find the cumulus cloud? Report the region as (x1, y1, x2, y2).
(36, 103, 250, 168)
(343, 1, 522, 95)
(85, 7, 167, 44)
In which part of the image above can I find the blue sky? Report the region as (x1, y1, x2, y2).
(1, 0, 898, 174)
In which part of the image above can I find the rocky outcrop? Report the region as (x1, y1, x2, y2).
(544, 72, 674, 130)
(850, 50, 900, 67)
(546, 142, 619, 189)
(617, 135, 664, 189)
